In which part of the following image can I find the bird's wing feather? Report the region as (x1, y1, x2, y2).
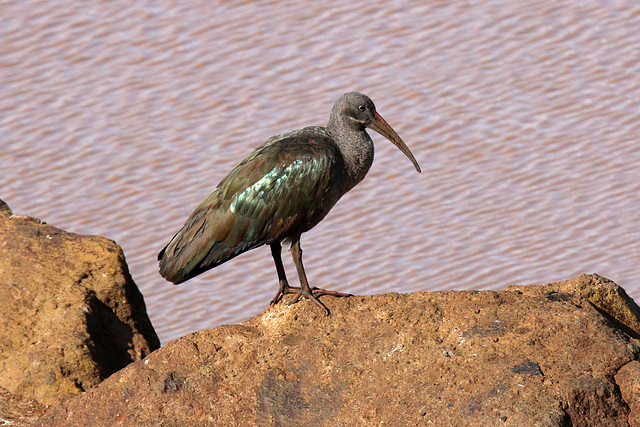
(158, 129, 339, 284)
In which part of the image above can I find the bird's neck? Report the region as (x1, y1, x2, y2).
(326, 118, 374, 188)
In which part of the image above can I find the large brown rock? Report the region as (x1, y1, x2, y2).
(0, 200, 160, 424)
(37, 274, 639, 426)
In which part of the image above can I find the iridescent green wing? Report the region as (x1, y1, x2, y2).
(159, 128, 338, 283)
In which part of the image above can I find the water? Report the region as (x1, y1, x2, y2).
(2, 0, 640, 344)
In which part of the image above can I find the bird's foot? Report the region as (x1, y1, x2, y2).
(290, 287, 353, 315)
(270, 281, 297, 305)
(271, 283, 351, 315)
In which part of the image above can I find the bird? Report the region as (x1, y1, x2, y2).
(158, 91, 421, 315)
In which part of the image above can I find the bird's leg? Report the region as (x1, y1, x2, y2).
(289, 238, 352, 315)
(270, 242, 297, 305)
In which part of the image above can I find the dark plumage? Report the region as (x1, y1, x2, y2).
(158, 91, 421, 314)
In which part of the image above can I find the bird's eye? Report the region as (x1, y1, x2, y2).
(358, 105, 366, 112)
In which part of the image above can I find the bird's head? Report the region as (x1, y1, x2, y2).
(336, 91, 421, 173)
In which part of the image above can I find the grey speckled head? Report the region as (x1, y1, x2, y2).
(328, 91, 421, 173)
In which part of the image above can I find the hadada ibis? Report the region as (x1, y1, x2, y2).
(158, 91, 421, 314)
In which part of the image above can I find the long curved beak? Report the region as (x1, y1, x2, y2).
(368, 112, 421, 173)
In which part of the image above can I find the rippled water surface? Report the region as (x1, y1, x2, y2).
(3, 1, 640, 344)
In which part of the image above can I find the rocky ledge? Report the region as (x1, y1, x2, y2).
(39, 276, 640, 426)
(1, 200, 639, 426)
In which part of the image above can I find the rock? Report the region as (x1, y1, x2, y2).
(0, 199, 12, 216)
(616, 361, 640, 427)
(505, 273, 640, 340)
(37, 274, 639, 426)
(0, 200, 160, 424)
(0, 387, 45, 426)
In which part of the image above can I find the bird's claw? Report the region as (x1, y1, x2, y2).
(275, 286, 351, 315)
